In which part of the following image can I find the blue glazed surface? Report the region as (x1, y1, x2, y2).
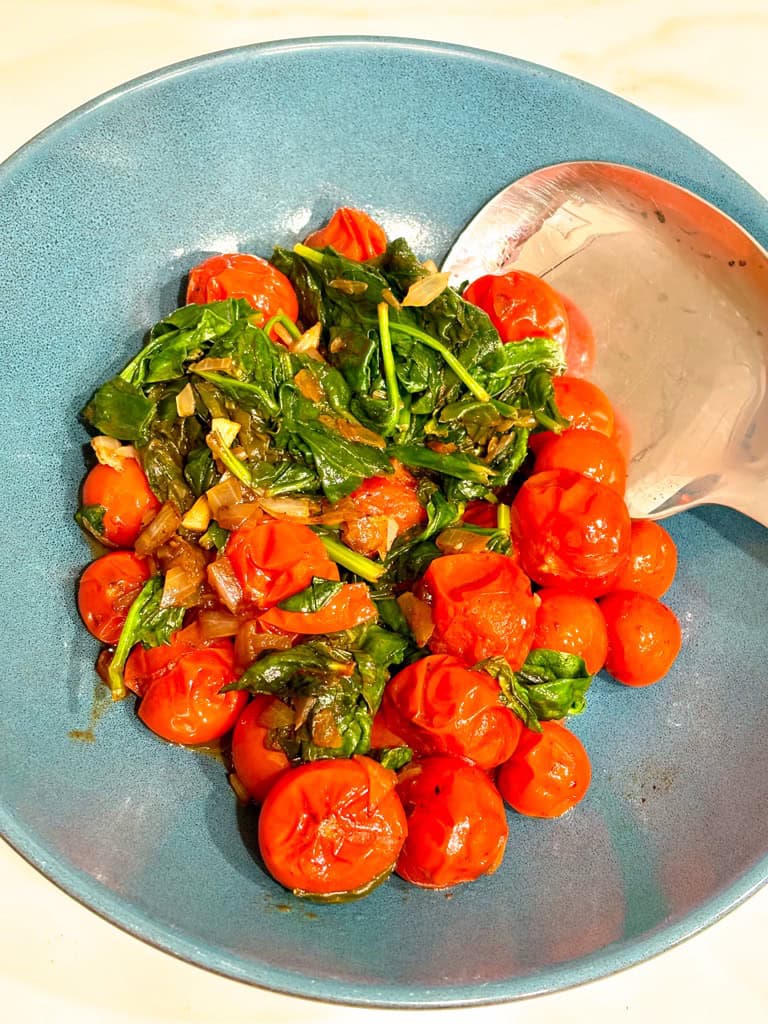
(1, 38, 766, 1007)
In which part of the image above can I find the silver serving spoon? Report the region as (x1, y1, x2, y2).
(441, 162, 768, 527)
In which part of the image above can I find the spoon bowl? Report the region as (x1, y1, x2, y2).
(441, 162, 768, 525)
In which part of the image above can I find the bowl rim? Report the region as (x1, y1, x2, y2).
(1, 33, 766, 1008)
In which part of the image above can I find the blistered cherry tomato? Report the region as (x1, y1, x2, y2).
(382, 654, 522, 770)
(599, 590, 682, 686)
(127, 632, 246, 745)
(77, 551, 151, 645)
(395, 755, 508, 888)
(464, 270, 569, 350)
(497, 721, 591, 817)
(186, 253, 298, 338)
(259, 582, 377, 634)
(532, 588, 609, 676)
(231, 695, 293, 803)
(81, 458, 160, 548)
(225, 520, 339, 608)
(421, 552, 537, 669)
(258, 756, 407, 898)
(553, 376, 615, 437)
(336, 468, 426, 558)
(510, 469, 631, 597)
(304, 207, 387, 262)
(612, 519, 678, 598)
(534, 428, 627, 495)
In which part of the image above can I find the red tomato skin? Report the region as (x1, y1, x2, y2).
(344, 470, 426, 532)
(231, 695, 292, 803)
(225, 521, 339, 608)
(258, 756, 407, 896)
(463, 270, 569, 351)
(497, 721, 591, 818)
(510, 469, 631, 597)
(136, 639, 246, 745)
(81, 459, 160, 547)
(553, 376, 615, 437)
(395, 755, 508, 888)
(304, 208, 387, 262)
(599, 590, 682, 686)
(612, 519, 678, 598)
(534, 428, 627, 496)
(382, 654, 523, 770)
(77, 551, 152, 645)
(186, 253, 298, 338)
(258, 582, 377, 634)
(421, 552, 537, 670)
(532, 588, 609, 676)
(462, 500, 499, 528)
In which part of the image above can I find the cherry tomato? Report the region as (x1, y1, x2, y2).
(612, 519, 678, 598)
(497, 721, 591, 818)
(124, 621, 203, 691)
(225, 520, 339, 608)
(510, 469, 631, 597)
(370, 712, 409, 750)
(553, 376, 615, 437)
(463, 270, 569, 350)
(421, 552, 537, 670)
(534, 428, 627, 495)
(186, 253, 299, 339)
(382, 654, 523, 770)
(532, 588, 609, 676)
(462, 500, 498, 528)
(129, 634, 246, 744)
(258, 756, 407, 898)
(336, 468, 426, 558)
(395, 755, 508, 888)
(259, 582, 377, 634)
(81, 458, 160, 548)
(304, 207, 387, 262)
(599, 590, 682, 686)
(561, 294, 596, 377)
(77, 551, 152, 645)
(231, 695, 293, 803)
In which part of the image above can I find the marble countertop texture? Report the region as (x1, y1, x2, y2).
(2, 2, 766, 1021)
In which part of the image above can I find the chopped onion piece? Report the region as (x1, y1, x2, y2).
(190, 356, 237, 376)
(311, 707, 343, 748)
(397, 592, 435, 647)
(235, 620, 295, 666)
(258, 495, 322, 522)
(421, 259, 439, 274)
(161, 565, 201, 608)
(206, 557, 243, 614)
(381, 288, 402, 311)
(181, 494, 211, 532)
(175, 382, 196, 418)
(198, 609, 240, 640)
(91, 436, 138, 469)
(229, 772, 250, 804)
(272, 322, 295, 347)
(210, 417, 240, 448)
(436, 528, 492, 554)
(215, 502, 264, 531)
(317, 415, 386, 450)
(293, 695, 316, 730)
(206, 477, 245, 515)
(329, 278, 368, 296)
(293, 322, 323, 354)
(293, 367, 325, 403)
(135, 502, 182, 556)
(401, 271, 451, 308)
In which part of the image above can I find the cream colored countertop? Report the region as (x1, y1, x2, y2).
(2, 2, 767, 1020)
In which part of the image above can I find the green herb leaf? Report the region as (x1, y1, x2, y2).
(107, 577, 185, 699)
(377, 746, 414, 771)
(81, 377, 156, 443)
(277, 577, 345, 613)
(74, 504, 107, 545)
(477, 649, 594, 731)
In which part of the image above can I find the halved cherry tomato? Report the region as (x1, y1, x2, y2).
(420, 552, 537, 669)
(77, 551, 152, 645)
(612, 519, 678, 598)
(231, 695, 293, 803)
(395, 755, 508, 888)
(534, 428, 627, 495)
(510, 469, 631, 597)
(81, 458, 160, 548)
(532, 588, 609, 676)
(225, 521, 339, 608)
(599, 590, 682, 686)
(497, 721, 591, 817)
(259, 582, 377, 634)
(561, 294, 596, 377)
(463, 270, 569, 350)
(333, 467, 426, 558)
(186, 253, 298, 339)
(382, 654, 522, 770)
(258, 756, 407, 898)
(129, 634, 246, 745)
(304, 208, 387, 262)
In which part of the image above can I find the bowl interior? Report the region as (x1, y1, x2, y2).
(1, 38, 767, 1006)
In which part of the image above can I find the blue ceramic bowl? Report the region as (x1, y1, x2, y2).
(1, 38, 767, 1007)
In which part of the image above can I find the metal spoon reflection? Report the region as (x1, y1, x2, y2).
(441, 162, 768, 527)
